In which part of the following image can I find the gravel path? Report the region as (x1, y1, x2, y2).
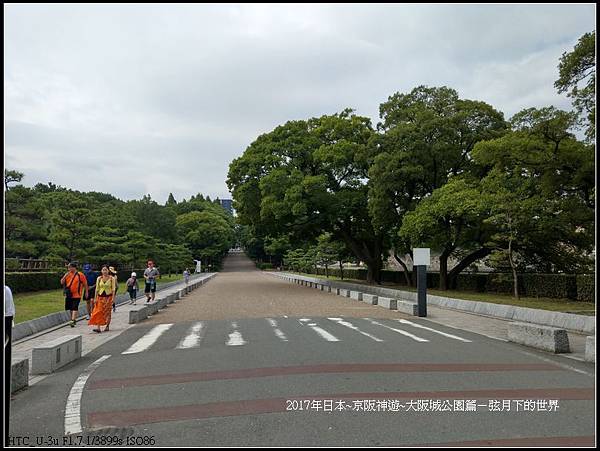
(146, 253, 409, 323)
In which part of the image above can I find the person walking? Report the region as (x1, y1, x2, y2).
(82, 263, 99, 320)
(109, 266, 119, 312)
(89, 265, 116, 333)
(144, 260, 160, 303)
(5, 285, 15, 443)
(183, 268, 190, 285)
(60, 262, 89, 327)
(126, 272, 139, 304)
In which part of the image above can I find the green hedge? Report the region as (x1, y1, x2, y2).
(298, 268, 594, 302)
(576, 275, 595, 302)
(4, 272, 64, 294)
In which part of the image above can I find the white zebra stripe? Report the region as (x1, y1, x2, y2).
(328, 318, 384, 342)
(365, 319, 428, 342)
(267, 318, 288, 341)
(176, 322, 205, 349)
(393, 319, 472, 342)
(122, 324, 173, 354)
(227, 322, 247, 346)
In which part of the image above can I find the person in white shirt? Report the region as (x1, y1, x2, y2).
(5, 285, 15, 440)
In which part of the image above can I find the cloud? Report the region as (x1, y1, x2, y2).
(4, 4, 595, 202)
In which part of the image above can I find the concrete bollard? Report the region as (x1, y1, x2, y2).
(350, 291, 363, 301)
(377, 297, 397, 310)
(129, 306, 149, 324)
(11, 358, 29, 393)
(585, 336, 595, 362)
(508, 322, 570, 353)
(32, 335, 82, 374)
(363, 294, 378, 305)
(396, 300, 419, 316)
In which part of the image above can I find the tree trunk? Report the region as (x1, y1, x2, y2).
(439, 249, 452, 290)
(508, 239, 519, 300)
(366, 258, 383, 285)
(325, 263, 329, 278)
(339, 261, 344, 280)
(447, 247, 492, 289)
(393, 252, 412, 287)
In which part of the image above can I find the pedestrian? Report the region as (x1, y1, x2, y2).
(144, 260, 160, 302)
(183, 268, 190, 285)
(82, 263, 99, 320)
(126, 272, 139, 304)
(5, 285, 15, 443)
(109, 266, 119, 312)
(60, 262, 89, 327)
(89, 265, 116, 333)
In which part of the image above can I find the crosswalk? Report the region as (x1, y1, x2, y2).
(120, 317, 472, 355)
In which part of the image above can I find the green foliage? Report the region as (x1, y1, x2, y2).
(555, 31, 595, 140)
(5, 171, 235, 284)
(4, 272, 63, 294)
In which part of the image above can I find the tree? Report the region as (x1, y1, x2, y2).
(371, 86, 507, 287)
(42, 191, 96, 262)
(176, 210, 234, 269)
(4, 169, 23, 193)
(399, 177, 492, 290)
(472, 107, 595, 274)
(166, 193, 177, 206)
(264, 235, 291, 267)
(555, 31, 595, 141)
(228, 109, 389, 283)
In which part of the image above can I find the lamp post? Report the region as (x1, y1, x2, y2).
(413, 248, 430, 317)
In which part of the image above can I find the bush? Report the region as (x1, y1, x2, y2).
(5, 272, 63, 294)
(257, 263, 274, 270)
(576, 275, 594, 302)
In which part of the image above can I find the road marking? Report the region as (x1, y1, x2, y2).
(299, 318, 311, 322)
(64, 354, 111, 435)
(393, 319, 472, 342)
(266, 318, 288, 341)
(517, 350, 594, 377)
(227, 322, 247, 346)
(176, 322, 204, 349)
(306, 323, 340, 342)
(328, 318, 383, 342)
(122, 324, 173, 354)
(366, 319, 429, 342)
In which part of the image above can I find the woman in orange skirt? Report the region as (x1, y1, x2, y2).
(89, 265, 116, 333)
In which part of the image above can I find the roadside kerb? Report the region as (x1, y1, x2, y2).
(271, 272, 595, 335)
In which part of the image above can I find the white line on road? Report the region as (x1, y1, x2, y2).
(227, 322, 247, 346)
(267, 318, 288, 341)
(303, 322, 340, 342)
(64, 354, 111, 435)
(122, 324, 173, 354)
(176, 322, 204, 349)
(328, 318, 384, 342)
(365, 319, 429, 342)
(393, 319, 472, 342)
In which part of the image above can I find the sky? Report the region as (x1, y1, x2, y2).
(4, 4, 596, 204)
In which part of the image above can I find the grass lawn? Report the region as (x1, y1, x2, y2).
(284, 271, 596, 315)
(12, 274, 189, 324)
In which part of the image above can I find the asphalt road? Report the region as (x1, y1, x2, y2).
(8, 253, 596, 447)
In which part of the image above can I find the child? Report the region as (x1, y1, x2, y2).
(126, 272, 139, 304)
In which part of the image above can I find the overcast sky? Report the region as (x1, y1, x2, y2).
(4, 4, 596, 203)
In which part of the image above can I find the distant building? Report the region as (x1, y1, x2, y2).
(219, 199, 233, 215)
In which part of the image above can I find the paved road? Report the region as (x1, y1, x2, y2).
(8, 253, 595, 446)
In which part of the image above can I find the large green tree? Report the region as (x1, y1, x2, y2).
(228, 109, 388, 283)
(370, 86, 507, 285)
